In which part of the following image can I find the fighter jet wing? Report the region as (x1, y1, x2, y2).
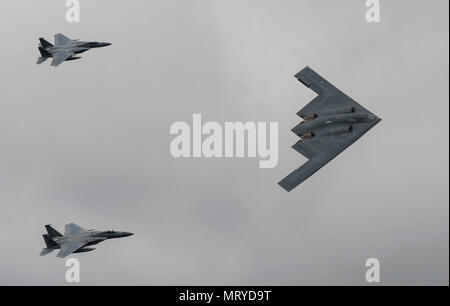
(51, 51, 74, 67)
(56, 241, 86, 258)
(278, 67, 381, 191)
(64, 223, 88, 236)
(54, 33, 72, 46)
(295, 66, 376, 118)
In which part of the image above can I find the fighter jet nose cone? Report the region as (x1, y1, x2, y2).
(98, 42, 111, 47)
(123, 232, 133, 237)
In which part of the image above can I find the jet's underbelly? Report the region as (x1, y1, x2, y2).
(294, 112, 370, 135)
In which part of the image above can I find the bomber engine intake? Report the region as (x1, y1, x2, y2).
(335, 105, 356, 114)
(324, 125, 353, 136)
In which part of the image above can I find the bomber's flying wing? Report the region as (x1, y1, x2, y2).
(295, 67, 378, 118)
(51, 51, 74, 67)
(54, 33, 72, 46)
(56, 241, 86, 258)
(64, 223, 88, 236)
(278, 67, 381, 191)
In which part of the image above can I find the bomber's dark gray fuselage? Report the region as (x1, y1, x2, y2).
(293, 111, 378, 138)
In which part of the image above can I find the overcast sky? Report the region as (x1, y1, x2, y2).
(0, 0, 448, 285)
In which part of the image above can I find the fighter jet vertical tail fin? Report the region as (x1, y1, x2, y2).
(37, 47, 52, 64)
(39, 38, 53, 48)
(38, 47, 52, 58)
(40, 234, 58, 256)
(43, 234, 58, 248)
(45, 225, 62, 238)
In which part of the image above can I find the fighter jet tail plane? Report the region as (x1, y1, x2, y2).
(39, 234, 59, 256)
(36, 33, 111, 67)
(40, 223, 133, 258)
(36, 47, 51, 65)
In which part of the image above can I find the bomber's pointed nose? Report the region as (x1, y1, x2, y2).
(367, 114, 379, 122)
(122, 232, 133, 237)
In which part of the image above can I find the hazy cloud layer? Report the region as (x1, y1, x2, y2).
(0, 0, 448, 285)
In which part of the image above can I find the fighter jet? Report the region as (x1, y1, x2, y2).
(279, 67, 381, 192)
(36, 33, 111, 67)
(40, 223, 133, 258)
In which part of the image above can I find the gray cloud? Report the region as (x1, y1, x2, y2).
(0, 0, 448, 285)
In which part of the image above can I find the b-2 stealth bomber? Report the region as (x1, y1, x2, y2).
(37, 33, 111, 67)
(279, 67, 381, 192)
(40, 223, 133, 258)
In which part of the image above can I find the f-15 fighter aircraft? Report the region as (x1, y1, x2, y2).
(40, 223, 133, 258)
(36, 33, 111, 67)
